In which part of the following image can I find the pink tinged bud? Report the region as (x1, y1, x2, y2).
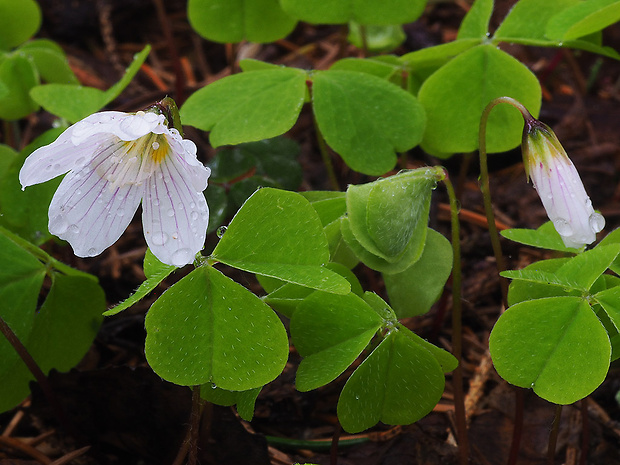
(522, 119, 604, 249)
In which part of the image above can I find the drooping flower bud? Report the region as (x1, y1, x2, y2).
(522, 118, 604, 249)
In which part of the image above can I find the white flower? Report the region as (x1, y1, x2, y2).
(522, 119, 604, 249)
(19, 110, 211, 267)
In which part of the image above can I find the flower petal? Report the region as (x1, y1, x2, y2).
(48, 148, 144, 257)
(165, 132, 210, 191)
(142, 153, 209, 267)
(70, 111, 167, 145)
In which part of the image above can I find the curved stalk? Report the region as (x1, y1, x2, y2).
(442, 171, 468, 465)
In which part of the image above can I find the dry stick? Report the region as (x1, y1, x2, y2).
(442, 173, 469, 465)
(151, 0, 185, 104)
(478, 97, 533, 465)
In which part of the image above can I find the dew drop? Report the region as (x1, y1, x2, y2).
(170, 248, 193, 267)
(189, 202, 196, 209)
(151, 141, 160, 150)
(68, 224, 80, 233)
(589, 212, 605, 233)
(216, 226, 227, 238)
(53, 163, 61, 170)
(153, 198, 160, 206)
(553, 218, 573, 236)
(117, 209, 125, 217)
(190, 211, 199, 221)
(46, 164, 53, 171)
(167, 208, 175, 217)
(87, 247, 97, 255)
(151, 232, 169, 246)
(49, 215, 69, 234)
(75, 157, 86, 167)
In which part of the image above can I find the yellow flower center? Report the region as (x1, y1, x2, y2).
(100, 134, 170, 190)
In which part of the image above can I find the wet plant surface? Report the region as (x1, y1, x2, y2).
(2, 1, 620, 464)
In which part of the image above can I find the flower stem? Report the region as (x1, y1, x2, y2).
(187, 385, 204, 465)
(442, 171, 469, 465)
(313, 114, 340, 191)
(547, 404, 563, 465)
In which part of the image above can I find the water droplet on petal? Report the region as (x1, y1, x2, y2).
(553, 218, 573, 236)
(189, 202, 196, 209)
(49, 215, 69, 234)
(117, 209, 125, 217)
(75, 157, 86, 167)
(151, 141, 160, 150)
(151, 232, 169, 246)
(46, 164, 53, 171)
(87, 247, 97, 255)
(53, 164, 61, 170)
(589, 213, 605, 233)
(68, 224, 80, 233)
(216, 226, 227, 238)
(190, 211, 199, 221)
(153, 198, 160, 206)
(167, 208, 175, 217)
(170, 248, 193, 267)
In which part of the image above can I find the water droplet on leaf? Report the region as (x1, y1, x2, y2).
(216, 226, 227, 238)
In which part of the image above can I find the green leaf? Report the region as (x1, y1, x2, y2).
(400, 39, 481, 70)
(0, 53, 39, 120)
(0, 273, 104, 412)
(493, 0, 579, 43)
(397, 324, 458, 372)
(489, 296, 610, 404)
(206, 184, 228, 234)
(501, 268, 581, 291)
(546, 0, 620, 42)
(341, 168, 440, 273)
(30, 45, 150, 123)
(0, 0, 41, 50)
(330, 57, 401, 81)
(279, 0, 425, 25)
(200, 384, 261, 421)
(457, 0, 493, 39)
(0, 230, 46, 374)
(291, 292, 383, 391)
(212, 188, 350, 293)
(104, 249, 177, 316)
(181, 68, 307, 147)
(347, 22, 406, 53)
(145, 266, 289, 390)
(505, 257, 578, 306)
(596, 227, 620, 275)
(501, 221, 578, 253)
(594, 286, 620, 334)
(18, 39, 79, 84)
(312, 70, 425, 175)
(188, 0, 296, 43)
(0, 128, 64, 244)
(384, 229, 453, 318)
(554, 244, 620, 292)
(239, 59, 285, 72)
(337, 330, 445, 433)
(418, 44, 541, 157)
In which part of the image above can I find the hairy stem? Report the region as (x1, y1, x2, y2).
(547, 404, 563, 465)
(442, 172, 468, 465)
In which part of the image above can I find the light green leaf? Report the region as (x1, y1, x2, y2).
(347, 23, 405, 53)
(104, 249, 177, 316)
(501, 221, 578, 252)
(398, 324, 458, 372)
(181, 68, 307, 147)
(418, 44, 541, 157)
(279, 0, 425, 25)
(546, 0, 620, 42)
(457, 0, 493, 39)
(555, 244, 620, 292)
(30, 45, 150, 122)
(384, 228, 453, 318)
(0, 128, 64, 245)
(188, 0, 296, 43)
(337, 330, 445, 433)
(596, 227, 620, 275)
(145, 266, 289, 390)
(330, 57, 401, 80)
(0, 0, 41, 50)
(200, 384, 261, 421)
(291, 292, 383, 391)
(312, 70, 425, 175)
(493, 0, 579, 43)
(489, 296, 610, 404)
(18, 39, 79, 84)
(505, 257, 577, 306)
(212, 188, 350, 293)
(0, 53, 39, 120)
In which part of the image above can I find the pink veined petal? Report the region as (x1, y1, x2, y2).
(71, 111, 167, 145)
(166, 134, 210, 191)
(19, 130, 113, 189)
(142, 154, 209, 267)
(48, 147, 145, 257)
